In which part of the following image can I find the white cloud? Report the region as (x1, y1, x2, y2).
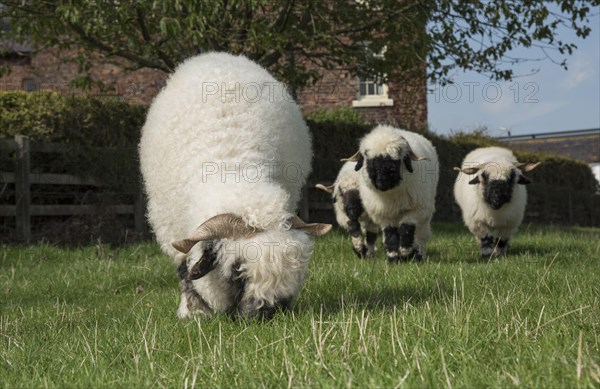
(561, 55, 595, 90)
(480, 98, 567, 130)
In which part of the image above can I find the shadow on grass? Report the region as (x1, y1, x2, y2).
(299, 283, 451, 316)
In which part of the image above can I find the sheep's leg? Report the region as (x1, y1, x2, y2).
(365, 230, 378, 259)
(414, 219, 431, 259)
(479, 235, 497, 258)
(383, 226, 400, 263)
(495, 237, 510, 255)
(361, 221, 378, 258)
(399, 223, 419, 261)
(348, 219, 367, 258)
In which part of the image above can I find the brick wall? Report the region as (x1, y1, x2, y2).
(296, 64, 428, 131)
(1, 48, 167, 104)
(1, 48, 427, 129)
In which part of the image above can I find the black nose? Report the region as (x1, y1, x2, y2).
(490, 201, 504, 210)
(373, 179, 398, 192)
(346, 206, 362, 220)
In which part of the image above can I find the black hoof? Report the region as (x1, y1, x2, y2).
(353, 246, 369, 259)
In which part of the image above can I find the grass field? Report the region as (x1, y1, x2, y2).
(1, 223, 599, 388)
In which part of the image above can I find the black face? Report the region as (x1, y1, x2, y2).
(342, 189, 364, 221)
(483, 170, 516, 210)
(366, 155, 402, 192)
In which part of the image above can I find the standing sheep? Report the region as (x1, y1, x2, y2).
(139, 52, 331, 319)
(316, 161, 379, 258)
(344, 125, 439, 262)
(453, 146, 540, 257)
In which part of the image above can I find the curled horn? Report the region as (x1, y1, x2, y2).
(342, 151, 364, 171)
(455, 164, 485, 175)
(172, 213, 261, 254)
(315, 183, 335, 194)
(341, 151, 361, 162)
(289, 215, 332, 237)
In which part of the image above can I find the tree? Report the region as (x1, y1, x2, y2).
(1, 0, 598, 88)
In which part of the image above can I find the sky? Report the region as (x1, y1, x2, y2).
(428, 9, 600, 137)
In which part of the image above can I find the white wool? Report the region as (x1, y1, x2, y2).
(139, 52, 314, 317)
(360, 125, 413, 159)
(454, 147, 527, 240)
(357, 126, 439, 253)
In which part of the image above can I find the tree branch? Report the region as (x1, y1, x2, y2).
(67, 21, 171, 73)
(135, 7, 175, 71)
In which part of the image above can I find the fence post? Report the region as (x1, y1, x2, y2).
(15, 135, 31, 242)
(134, 185, 146, 235)
(299, 185, 309, 221)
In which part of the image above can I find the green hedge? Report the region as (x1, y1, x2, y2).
(0, 91, 146, 146)
(1, 93, 598, 228)
(0, 91, 146, 192)
(307, 111, 599, 226)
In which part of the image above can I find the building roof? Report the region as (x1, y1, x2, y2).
(499, 128, 600, 164)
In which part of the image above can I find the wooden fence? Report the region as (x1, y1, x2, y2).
(0, 135, 145, 242)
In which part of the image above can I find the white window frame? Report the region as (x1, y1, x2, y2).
(352, 48, 393, 108)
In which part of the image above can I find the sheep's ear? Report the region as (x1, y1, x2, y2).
(289, 216, 332, 237)
(404, 149, 428, 173)
(172, 213, 261, 254)
(514, 161, 541, 172)
(403, 155, 414, 173)
(342, 151, 364, 171)
(517, 175, 532, 185)
(315, 183, 335, 194)
(468, 175, 480, 185)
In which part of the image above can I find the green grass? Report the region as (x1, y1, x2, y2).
(1, 223, 599, 388)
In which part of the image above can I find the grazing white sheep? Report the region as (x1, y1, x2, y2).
(139, 52, 331, 319)
(453, 146, 540, 257)
(344, 125, 439, 262)
(316, 161, 378, 258)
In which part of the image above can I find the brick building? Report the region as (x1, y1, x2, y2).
(1, 45, 428, 130)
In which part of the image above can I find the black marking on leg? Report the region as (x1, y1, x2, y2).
(497, 238, 509, 249)
(347, 219, 362, 238)
(348, 218, 368, 258)
(383, 226, 400, 262)
(352, 245, 368, 258)
(480, 235, 496, 258)
(365, 231, 377, 258)
(366, 231, 377, 247)
(398, 223, 417, 260)
(480, 235, 494, 249)
(398, 223, 416, 249)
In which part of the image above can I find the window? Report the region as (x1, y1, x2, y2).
(352, 47, 393, 107)
(21, 78, 36, 92)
